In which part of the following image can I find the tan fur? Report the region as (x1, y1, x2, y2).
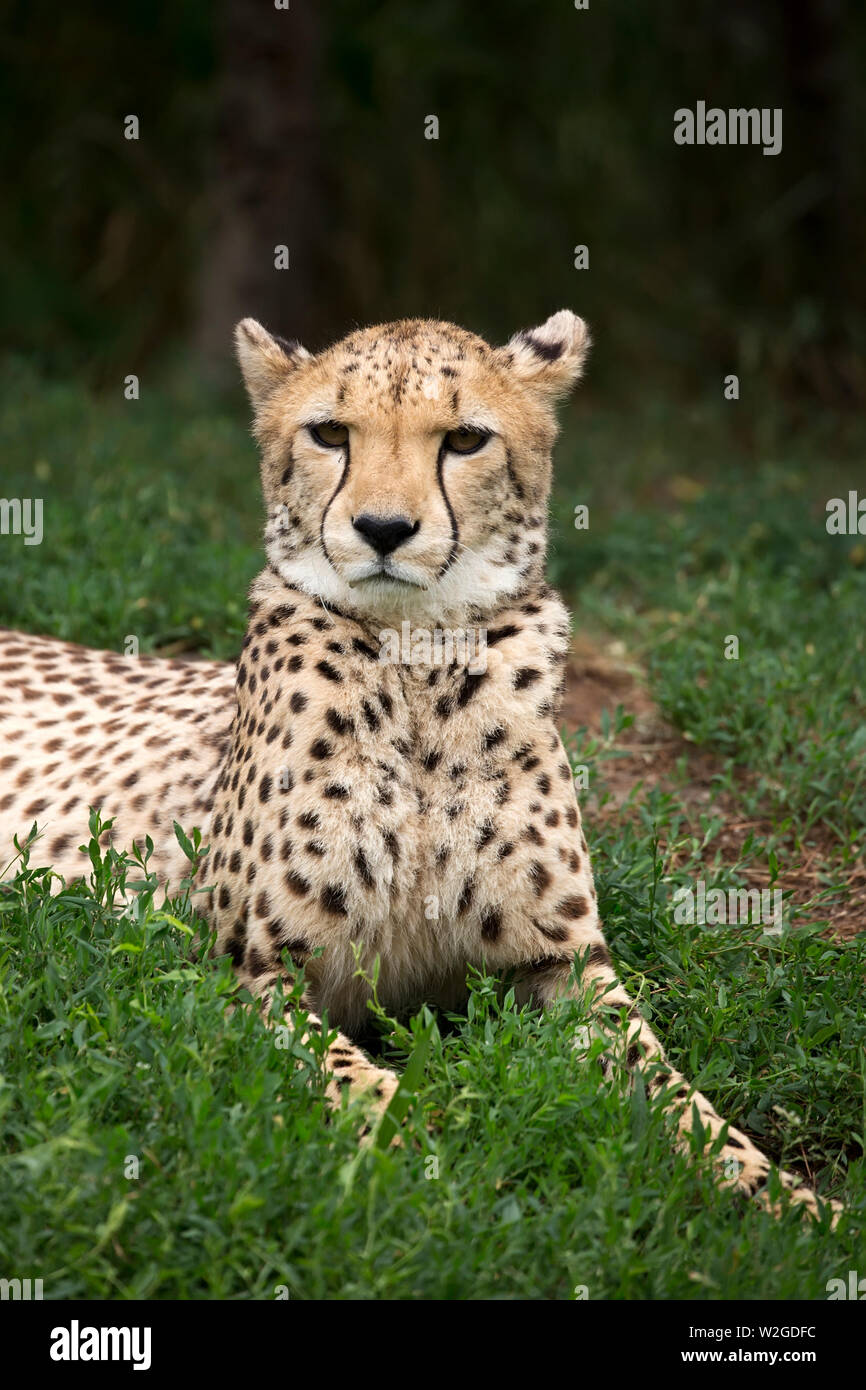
(0, 312, 837, 1219)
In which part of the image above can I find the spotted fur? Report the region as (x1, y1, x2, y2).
(0, 311, 837, 1221)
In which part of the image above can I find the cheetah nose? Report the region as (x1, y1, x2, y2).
(352, 514, 419, 556)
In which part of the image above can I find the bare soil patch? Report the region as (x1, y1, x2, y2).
(561, 635, 866, 939)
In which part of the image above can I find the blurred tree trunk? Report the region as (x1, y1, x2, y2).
(195, 0, 323, 377)
(781, 0, 861, 400)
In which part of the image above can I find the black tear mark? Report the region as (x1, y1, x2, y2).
(435, 438, 460, 576)
(319, 436, 351, 573)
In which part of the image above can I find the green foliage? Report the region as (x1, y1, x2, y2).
(551, 445, 866, 843)
(0, 359, 259, 655)
(1, 814, 864, 1299)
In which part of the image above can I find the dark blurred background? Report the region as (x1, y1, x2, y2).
(1, 0, 864, 407)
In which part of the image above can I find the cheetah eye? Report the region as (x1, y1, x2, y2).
(444, 426, 489, 455)
(309, 420, 349, 448)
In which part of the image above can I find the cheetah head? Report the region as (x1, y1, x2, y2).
(236, 312, 590, 625)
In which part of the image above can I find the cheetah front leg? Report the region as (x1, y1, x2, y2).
(251, 971, 399, 1137)
(515, 947, 839, 1223)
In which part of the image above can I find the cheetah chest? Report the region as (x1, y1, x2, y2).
(208, 592, 582, 1022)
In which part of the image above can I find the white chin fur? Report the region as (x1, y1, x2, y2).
(268, 542, 524, 625)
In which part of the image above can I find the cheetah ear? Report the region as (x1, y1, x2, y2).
(234, 318, 311, 410)
(500, 310, 591, 397)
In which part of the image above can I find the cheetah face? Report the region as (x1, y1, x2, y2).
(236, 311, 590, 624)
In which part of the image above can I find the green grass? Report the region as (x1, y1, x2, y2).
(550, 474, 866, 846)
(0, 357, 259, 656)
(1, 819, 863, 1299)
(1, 362, 865, 1297)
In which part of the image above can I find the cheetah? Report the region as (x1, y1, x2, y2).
(0, 310, 839, 1223)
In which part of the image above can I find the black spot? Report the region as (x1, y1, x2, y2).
(285, 870, 310, 897)
(321, 884, 348, 915)
(529, 861, 551, 896)
(480, 907, 503, 942)
(557, 895, 589, 919)
(246, 946, 269, 977)
(457, 671, 487, 707)
(486, 624, 520, 647)
(536, 921, 569, 943)
(354, 847, 374, 887)
(326, 708, 355, 736)
(587, 943, 611, 970)
(514, 667, 541, 690)
(361, 699, 380, 731)
(476, 819, 496, 849)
